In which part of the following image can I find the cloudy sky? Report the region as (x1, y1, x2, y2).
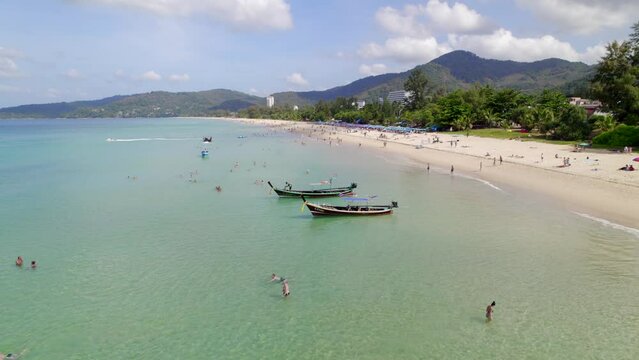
(0, 0, 637, 107)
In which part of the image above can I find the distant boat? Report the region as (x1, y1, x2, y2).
(237, 135, 247, 139)
(201, 149, 209, 158)
(268, 181, 356, 198)
(203, 136, 213, 143)
(301, 196, 397, 216)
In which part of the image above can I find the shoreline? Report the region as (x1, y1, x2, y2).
(202, 117, 639, 229)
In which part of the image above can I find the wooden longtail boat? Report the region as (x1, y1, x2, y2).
(301, 196, 398, 216)
(267, 181, 356, 198)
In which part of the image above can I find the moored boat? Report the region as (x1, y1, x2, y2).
(268, 181, 356, 198)
(301, 196, 397, 216)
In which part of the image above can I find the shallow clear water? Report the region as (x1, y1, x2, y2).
(1, 118, 638, 359)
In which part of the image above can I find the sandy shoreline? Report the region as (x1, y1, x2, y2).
(202, 117, 639, 229)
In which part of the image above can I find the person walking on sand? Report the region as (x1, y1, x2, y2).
(493, 157, 496, 166)
(486, 301, 496, 321)
(427, 163, 430, 173)
(499, 155, 503, 165)
(450, 165, 454, 174)
(282, 280, 290, 297)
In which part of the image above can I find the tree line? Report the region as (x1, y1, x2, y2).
(239, 21, 639, 145)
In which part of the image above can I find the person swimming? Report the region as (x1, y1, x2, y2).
(282, 280, 290, 297)
(15, 256, 23, 267)
(31, 260, 36, 269)
(270, 273, 285, 283)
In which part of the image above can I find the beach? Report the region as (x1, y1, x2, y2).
(221, 117, 639, 229)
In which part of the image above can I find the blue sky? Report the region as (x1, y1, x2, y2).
(0, 0, 636, 107)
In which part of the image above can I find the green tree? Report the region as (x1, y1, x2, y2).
(591, 36, 639, 125)
(552, 105, 590, 140)
(592, 114, 617, 133)
(404, 68, 429, 111)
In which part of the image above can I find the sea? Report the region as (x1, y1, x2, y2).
(1, 118, 638, 359)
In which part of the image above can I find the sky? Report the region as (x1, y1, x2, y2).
(0, 0, 637, 107)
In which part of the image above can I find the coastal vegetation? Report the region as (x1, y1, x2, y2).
(240, 22, 639, 146)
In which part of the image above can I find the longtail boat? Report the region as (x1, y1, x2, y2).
(268, 181, 356, 198)
(301, 196, 397, 216)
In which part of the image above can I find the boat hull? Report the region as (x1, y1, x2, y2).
(268, 181, 355, 198)
(304, 202, 394, 216)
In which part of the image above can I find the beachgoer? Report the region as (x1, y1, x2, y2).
(270, 273, 285, 282)
(486, 301, 496, 321)
(15, 256, 23, 267)
(493, 157, 496, 166)
(499, 156, 503, 165)
(282, 280, 290, 297)
(31, 260, 36, 269)
(450, 165, 454, 174)
(427, 163, 430, 173)
(480, 162, 482, 171)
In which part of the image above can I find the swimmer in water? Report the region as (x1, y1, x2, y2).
(31, 260, 36, 269)
(282, 280, 290, 297)
(270, 273, 285, 282)
(15, 256, 23, 267)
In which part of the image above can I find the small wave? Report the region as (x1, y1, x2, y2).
(574, 212, 639, 238)
(457, 174, 505, 192)
(106, 138, 197, 142)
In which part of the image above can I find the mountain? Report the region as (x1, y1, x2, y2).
(0, 89, 263, 119)
(0, 51, 595, 118)
(272, 50, 594, 105)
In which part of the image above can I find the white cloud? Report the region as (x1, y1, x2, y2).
(140, 70, 162, 81)
(65, 68, 82, 79)
(376, 5, 429, 37)
(168, 73, 190, 82)
(0, 47, 22, 78)
(375, 0, 491, 36)
(359, 63, 388, 76)
(579, 43, 607, 64)
(286, 72, 309, 86)
(359, 36, 451, 63)
(517, 0, 639, 35)
(448, 28, 604, 64)
(425, 0, 491, 34)
(74, 0, 293, 31)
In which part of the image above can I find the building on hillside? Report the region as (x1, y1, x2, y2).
(356, 100, 366, 109)
(266, 96, 275, 108)
(387, 90, 412, 104)
(569, 97, 602, 116)
(293, 105, 299, 111)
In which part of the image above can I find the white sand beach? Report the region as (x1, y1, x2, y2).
(214, 117, 639, 228)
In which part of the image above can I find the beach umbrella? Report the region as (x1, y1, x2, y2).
(633, 157, 639, 162)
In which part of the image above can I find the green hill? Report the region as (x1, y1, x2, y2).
(0, 51, 595, 118)
(0, 89, 263, 119)
(273, 51, 594, 106)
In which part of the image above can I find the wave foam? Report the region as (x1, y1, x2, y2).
(574, 212, 639, 238)
(106, 138, 197, 142)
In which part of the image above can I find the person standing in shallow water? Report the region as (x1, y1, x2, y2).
(486, 301, 496, 321)
(450, 165, 454, 174)
(15, 256, 23, 267)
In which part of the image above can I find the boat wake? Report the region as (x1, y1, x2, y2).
(106, 137, 198, 142)
(573, 212, 639, 238)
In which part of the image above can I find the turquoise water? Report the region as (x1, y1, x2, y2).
(1, 118, 638, 359)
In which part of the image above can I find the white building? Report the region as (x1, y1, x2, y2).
(387, 90, 411, 103)
(266, 96, 275, 108)
(293, 105, 299, 111)
(356, 100, 366, 109)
